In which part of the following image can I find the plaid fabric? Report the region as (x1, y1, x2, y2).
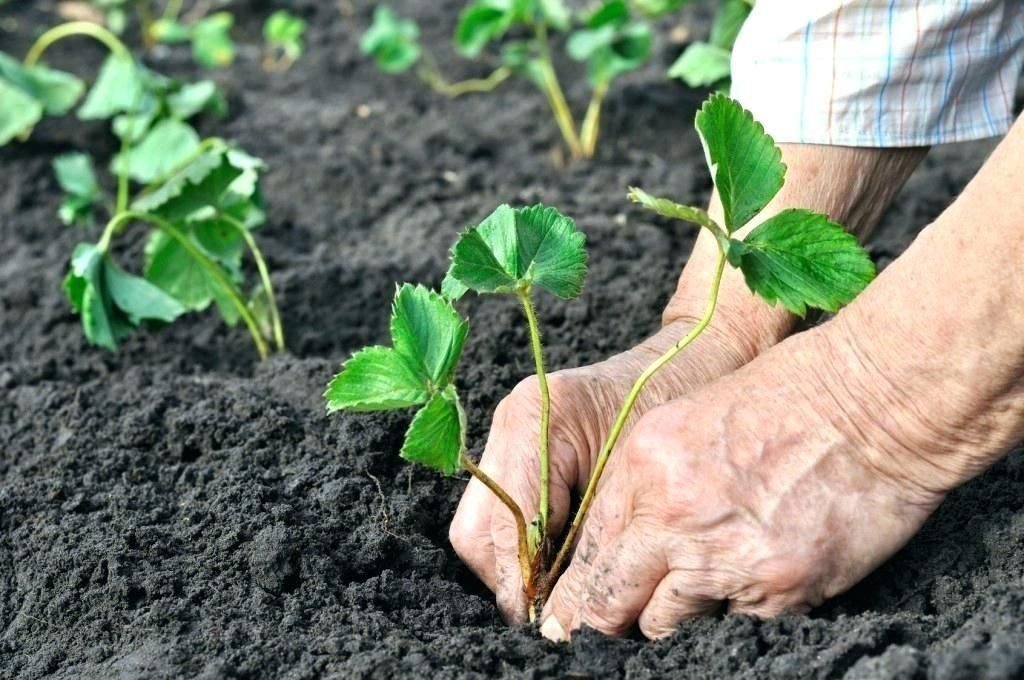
(730, 0, 1024, 146)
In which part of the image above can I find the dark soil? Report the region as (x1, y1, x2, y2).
(3, 1, 1024, 678)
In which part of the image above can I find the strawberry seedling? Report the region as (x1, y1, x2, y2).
(2, 21, 282, 359)
(326, 94, 874, 617)
(361, 1, 666, 159)
(667, 0, 751, 90)
(262, 10, 308, 72)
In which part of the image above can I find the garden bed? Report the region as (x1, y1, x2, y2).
(2, 1, 1024, 677)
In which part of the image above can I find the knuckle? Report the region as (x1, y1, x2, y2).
(581, 603, 633, 637)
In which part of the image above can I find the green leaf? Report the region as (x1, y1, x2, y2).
(104, 258, 186, 324)
(568, 2, 651, 86)
(361, 6, 421, 73)
(444, 204, 587, 299)
(0, 79, 42, 144)
(191, 13, 236, 68)
(132, 146, 245, 221)
(114, 118, 200, 184)
(143, 229, 242, 324)
(709, 0, 752, 50)
(64, 243, 185, 351)
(391, 284, 469, 387)
(667, 42, 732, 88)
(264, 10, 307, 60)
(501, 41, 545, 88)
(632, 0, 691, 18)
(53, 153, 100, 225)
(455, 1, 513, 57)
(0, 53, 84, 116)
(538, 0, 571, 30)
(78, 54, 144, 120)
(65, 243, 119, 351)
(324, 346, 430, 412)
(695, 94, 785, 232)
(400, 388, 464, 475)
(151, 18, 191, 43)
(732, 209, 876, 316)
(53, 152, 99, 198)
(166, 80, 222, 120)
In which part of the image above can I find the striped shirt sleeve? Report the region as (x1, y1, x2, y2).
(729, 0, 1024, 147)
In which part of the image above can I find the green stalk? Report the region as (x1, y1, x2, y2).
(545, 245, 728, 587)
(218, 211, 286, 352)
(579, 80, 609, 159)
(533, 22, 583, 158)
(24, 22, 131, 66)
(517, 287, 552, 546)
(97, 210, 271, 359)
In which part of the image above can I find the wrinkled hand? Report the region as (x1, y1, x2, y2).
(449, 314, 768, 622)
(539, 322, 948, 640)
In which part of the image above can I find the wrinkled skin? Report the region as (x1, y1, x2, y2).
(538, 321, 944, 640)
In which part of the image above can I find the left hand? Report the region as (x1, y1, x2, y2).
(539, 322, 948, 640)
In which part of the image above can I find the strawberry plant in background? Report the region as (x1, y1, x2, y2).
(1, 21, 284, 359)
(325, 94, 876, 619)
(361, 0, 678, 159)
(666, 0, 750, 90)
(262, 10, 308, 72)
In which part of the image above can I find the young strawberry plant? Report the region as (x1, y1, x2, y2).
(324, 94, 876, 618)
(262, 10, 308, 72)
(667, 0, 750, 90)
(360, 1, 662, 159)
(2, 21, 283, 359)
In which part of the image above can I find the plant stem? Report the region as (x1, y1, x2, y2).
(97, 210, 271, 359)
(580, 81, 609, 159)
(218, 212, 286, 352)
(24, 21, 131, 66)
(417, 61, 513, 97)
(517, 288, 552, 542)
(546, 247, 728, 586)
(533, 22, 583, 158)
(460, 452, 533, 591)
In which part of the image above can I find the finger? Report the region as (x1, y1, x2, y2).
(449, 473, 499, 590)
(571, 525, 668, 638)
(637, 570, 722, 639)
(539, 476, 629, 640)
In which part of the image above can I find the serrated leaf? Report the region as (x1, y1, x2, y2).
(455, 1, 512, 57)
(0, 79, 42, 144)
(400, 388, 464, 475)
(732, 209, 875, 316)
(667, 42, 732, 88)
(114, 118, 200, 184)
(391, 284, 469, 387)
(325, 346, 430, 412)
(0, 53, 84, 116)
(361, 6, 421, 73)
(695, 94, 785, 233)
(132, 148, 246, 222)
(446, 204, 587, 299)
(78, 54, 144, 120)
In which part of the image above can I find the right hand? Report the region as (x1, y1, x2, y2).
(448, 312, 774, 622)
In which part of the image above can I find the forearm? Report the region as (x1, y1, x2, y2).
(817, 115, 1024, 493)
(662, 144, 927, 358)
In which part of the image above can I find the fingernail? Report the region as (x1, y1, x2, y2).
(540, 616, 567, 642)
